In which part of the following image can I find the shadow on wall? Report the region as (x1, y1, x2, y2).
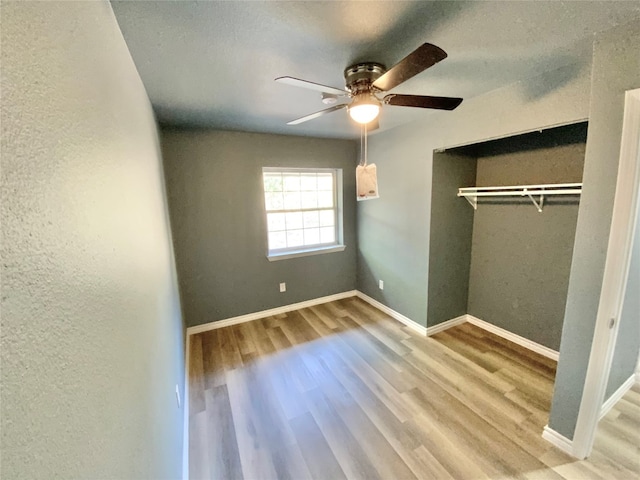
(456, 122, 589, 157)
(522, 60, 587, 102)
(476, 198, 581, 208)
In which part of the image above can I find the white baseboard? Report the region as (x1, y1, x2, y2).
(186, 289, 428, 338)
(186, 290, 358, 335)
(414, 313, 559, 361)
(599, 374, 636, 420)
(426, 315, 467, 336)
(355, 291, 427, 336)
(465, 314, 559, 361)
(542, 425, 575, 457)
(341, 297, 563, 363)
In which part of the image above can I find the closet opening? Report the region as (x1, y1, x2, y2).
(427, 121, 588, 417)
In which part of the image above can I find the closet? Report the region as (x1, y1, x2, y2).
(428, 122, 588, 353)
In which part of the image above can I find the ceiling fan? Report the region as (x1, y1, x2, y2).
(275, 43, 463, 128)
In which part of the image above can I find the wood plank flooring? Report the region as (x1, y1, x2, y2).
(188, 297, 639, 479)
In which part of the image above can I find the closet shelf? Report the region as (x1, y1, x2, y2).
(457, 183, 582, 213)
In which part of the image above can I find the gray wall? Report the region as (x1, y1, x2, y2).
(605, 196, 640, 398)
(357, 57, 592, 327)
(162, 129, 357, 327)
(467, 127, 586, 351)
(549, 21, 640, 439)
(1, 2, 184, 479)
(427, 152, 477, 326)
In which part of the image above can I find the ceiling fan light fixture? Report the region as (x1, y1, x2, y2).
(278, 43, 462, 127)
(348, 94, 380, 124)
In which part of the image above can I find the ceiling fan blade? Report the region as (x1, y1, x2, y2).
(383, 94, 462, 110)
(275, 76, 348, 96)
(287, 104, 347, 125)
(373, 43, 448, 92)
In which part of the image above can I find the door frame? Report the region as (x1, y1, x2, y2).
(572, 88, 640, 459)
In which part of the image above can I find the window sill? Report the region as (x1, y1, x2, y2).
(267, 245, 346, 262)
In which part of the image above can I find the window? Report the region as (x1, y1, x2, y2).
(262, 167, 345, 260)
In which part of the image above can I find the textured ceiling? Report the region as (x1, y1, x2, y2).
(111, 1, 640, 139)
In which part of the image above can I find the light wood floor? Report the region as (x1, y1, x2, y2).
(188, 297, 639, 479)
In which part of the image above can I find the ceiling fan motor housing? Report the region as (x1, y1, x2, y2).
(344, 63, 386, 95)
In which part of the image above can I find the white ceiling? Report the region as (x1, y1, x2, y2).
(111, 1, 640, 139)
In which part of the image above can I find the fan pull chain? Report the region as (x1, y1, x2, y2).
(365, 122, 368, 166)
(359, 123, 368, 166)
(360, 124, 364, 166)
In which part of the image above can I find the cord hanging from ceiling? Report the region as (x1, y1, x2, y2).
(356, 122, 379, 201)
(360, 122, 368, 166)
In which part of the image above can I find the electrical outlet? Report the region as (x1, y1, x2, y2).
(279, 282, 286, 293)
(175, 384, 181, 408)
(379, 280, 384, 290)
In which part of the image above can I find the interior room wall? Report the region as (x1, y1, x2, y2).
(605, 193, 640, 398)
(549, 20, 640, 440)
(357, 56, 592, 326)
(161, 129, 357, 327)
(466, 125, 586, 351)
(427, 152, 477, 326)
(1, 2, 184, 478)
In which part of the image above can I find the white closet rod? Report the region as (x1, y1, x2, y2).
(459, 182, 582, 192)
(458, 182, 582, 212)
(462, 189, 581, 196)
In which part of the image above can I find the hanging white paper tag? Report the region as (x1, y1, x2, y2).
(356, 163, 379, 201)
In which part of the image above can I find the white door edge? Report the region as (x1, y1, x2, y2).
(572, 88, 640, 459)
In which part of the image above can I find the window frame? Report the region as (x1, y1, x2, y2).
(262, 167, 345, 261)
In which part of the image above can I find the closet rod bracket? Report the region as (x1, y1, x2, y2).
(523, 188, 544, 213)
(464, 195, 478, 210)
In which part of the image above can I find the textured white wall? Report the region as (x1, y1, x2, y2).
(1, 2, 184, 478)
